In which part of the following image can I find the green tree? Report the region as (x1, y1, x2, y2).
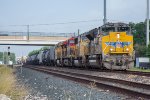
(28, 46, 51, 56)
(10, 53, 16, 63)
(0, 52, 3, 61)
(0, 52, 16, 64)
(28, 50, 40, 56)
(134, 44, 147, 57)
(146, 44, 150, 57)
(129, 21, 150, 57)
(40, 46, 49, 51)
(130, 22, 146, 45)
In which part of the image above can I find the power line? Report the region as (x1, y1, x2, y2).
(0, 19, 102, 27)
(31, 19, 101, 26)
(146, 0, 149, 47)
(0, 19, 132, 28)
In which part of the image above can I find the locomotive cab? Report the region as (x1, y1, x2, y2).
(63, 37, 76, 66)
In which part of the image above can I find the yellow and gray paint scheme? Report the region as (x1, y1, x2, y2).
(101, 23, 134, 70)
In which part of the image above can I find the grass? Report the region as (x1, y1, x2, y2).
(129, 67, 150, 72)
(0, 65, 27, 100)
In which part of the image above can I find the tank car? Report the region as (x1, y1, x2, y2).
(44, 46, 55, 66)
(42, 50, 47, 65)
(38, 50, 43, 65)
(49, 46, 55, 66)
(30, 54, 38, 65)
(44, 50, 50, 66)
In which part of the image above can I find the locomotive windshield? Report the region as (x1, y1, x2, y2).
(101, 26, 115, 36)
(102, 27, 115, 32)
(117, 27, 131, 34)
(100, 23, 131, 35)
(118, 27, 129, 31)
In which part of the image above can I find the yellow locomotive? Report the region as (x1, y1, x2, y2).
(101, 23, 134, 70)
(55, 23, 134, 70)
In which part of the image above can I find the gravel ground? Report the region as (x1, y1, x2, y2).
(44, 66, 150, 85)
(15, 67, 133, 100)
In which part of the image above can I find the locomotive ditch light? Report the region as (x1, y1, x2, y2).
(126, 48, 129, 51)
(110, 48, 113, 51)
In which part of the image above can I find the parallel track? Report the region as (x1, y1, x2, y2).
(121, 70, 150, 77)
(64, 67, 150, 77)
(24, 65, 150, 99)
(23, 64, 150, 77)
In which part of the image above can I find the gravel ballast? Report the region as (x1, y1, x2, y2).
(16, 67, 134, 100)
(43, 66, 150, 85)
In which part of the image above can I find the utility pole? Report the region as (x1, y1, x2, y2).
(7, 46, 10, 65)
(103, 0, 107, 24)
(146, 0, 150, 47)
(3, 50, 4, 64)
(27, 25, 29, 41)
(78, 29, 80, 36)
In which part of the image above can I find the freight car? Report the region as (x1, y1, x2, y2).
(27, 22, 134, 70)
(43, 47, 55, 66)
(27, 46, 55, 66)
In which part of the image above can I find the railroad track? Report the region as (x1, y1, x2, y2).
(121, 70, 150, 77)
(23, 64, 150, 77)
(71, 67, 150, 77)
(23, 65, 150, 99)
(84, 69, 150, 77)
(60, 67, 150, 77)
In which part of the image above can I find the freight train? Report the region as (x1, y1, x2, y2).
(26, 22, 135, 70)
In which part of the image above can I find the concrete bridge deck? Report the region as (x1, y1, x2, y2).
(0, 36, 69, 46)
(0, 36, 68, 41)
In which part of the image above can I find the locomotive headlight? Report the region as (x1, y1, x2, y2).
(126, 48, 129, 51)
(110, 48, 113, 51)
(117, 33, 120, 39)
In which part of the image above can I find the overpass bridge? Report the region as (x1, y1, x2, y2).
(0, 31, 74, 45)
(0, 35, 70, 46)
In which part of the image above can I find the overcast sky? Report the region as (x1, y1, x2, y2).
(0, 0, 148, 57)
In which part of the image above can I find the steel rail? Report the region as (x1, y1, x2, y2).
(47, 66, 150, 77)
(23, 64, 150, 77)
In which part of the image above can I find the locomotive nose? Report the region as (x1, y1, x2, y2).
(116, 59, 123, 66)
